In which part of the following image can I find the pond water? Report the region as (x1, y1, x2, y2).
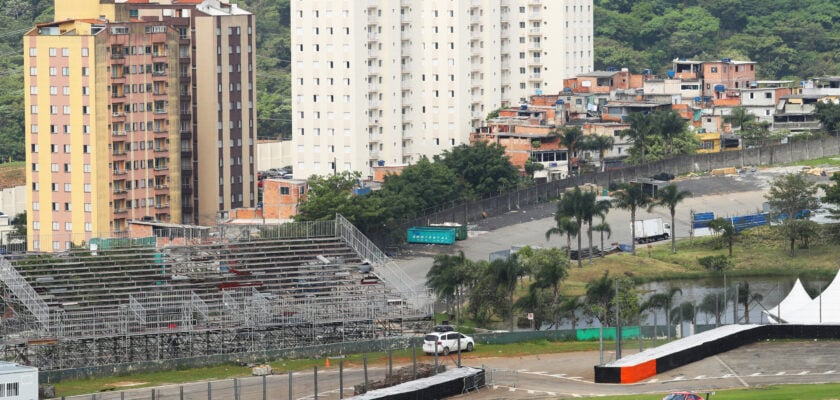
(543, 275, 833, 331)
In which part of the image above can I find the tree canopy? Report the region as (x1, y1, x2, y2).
(594, 0, 840, 79)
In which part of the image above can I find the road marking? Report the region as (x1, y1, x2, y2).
(826, 370, 836, 374)
(672, 376, 685, 381)
(775, 372, 786, 376)
(797, 371, 809, 375)
(527, 390, 535, 394)
(647, 379, 659, 383)
(532, 371, 548, 375)
(750, 373, 761, 376)
(695, 375, 706, 379)
(715, 355, 749, 387)
(549, 374, 567, 378)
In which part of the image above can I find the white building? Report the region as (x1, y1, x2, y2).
(0, 362, 38, 400)
(291, 0, 593, 178)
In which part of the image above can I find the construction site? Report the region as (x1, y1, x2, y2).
(0, 215, 433, 371)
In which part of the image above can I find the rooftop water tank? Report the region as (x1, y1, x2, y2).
(520, 104, 528, 110)
(667, 70, 675, 78)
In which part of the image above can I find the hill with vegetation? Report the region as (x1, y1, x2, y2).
(0, 0, 838, 162)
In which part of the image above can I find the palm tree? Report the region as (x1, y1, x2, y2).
(546, 214, 577, 258)
(426, 251, 470, 325)
(621, 113, 653, 163)
(655, 111, 688, 158)
(556, 126, 584, 177)
(698, 291, 726, 327)
(555, 187, 587, 267)
(651, 184, 692, 254)
(735, 282, 763, 324)
(648, 287, 682, 341)
(593, 219, 612, 254)
(557, 296, 585, 331)
(490, 255, 528, 331)
(724, 106, 755, 131)
(611, 182, 652, 256)
(584, 194, 611, 264)
(671, 301, 696, 337)
(708, 218, 737, 257)
(585, 134, 615, 172)
(519, 246, 569, 304)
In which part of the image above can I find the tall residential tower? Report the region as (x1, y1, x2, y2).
(25, 0, 256, 251)
(291, 0, 593, 178)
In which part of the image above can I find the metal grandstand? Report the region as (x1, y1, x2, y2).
(0, 215, 432, 370)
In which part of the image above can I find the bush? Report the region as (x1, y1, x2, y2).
(698, 255, 731, 272)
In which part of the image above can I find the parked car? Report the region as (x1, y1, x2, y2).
(422, 331, 474, 355)
(663, 391, 706, 400)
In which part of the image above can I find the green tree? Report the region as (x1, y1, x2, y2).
(554, 126, 585, 177)
(426, 251, 471, 325)
(584, 134, 615, 173)
(10, 211, 26, 238)
(621, 113, 653, 164)
(707, 218, 737, 256)
(819, 172, 840, 220)
(698, 254, 732, 272)
(698, 291, 727, 327)
(584, 195, 611, 264)
(518, 246, 570, 304)
(593, 216, 612, 254)
(815, 101, 840, 135)
(651, 184, 691, 254)
(545, 214, 577, 258)
(764, 173, 820, 256)
(649, 287, 682, 342)
(435, 141, 520, 198)
(724, 106, 756, 131)
(489, 255, 528, 331)
(295, 171, 363, 222)
(584, 271, 616, 326)
(555, 188, 588, 268)
(734, 281, 763, 324)
(611, 182, 652, 256)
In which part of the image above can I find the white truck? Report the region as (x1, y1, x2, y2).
(633, 218, 671, 243)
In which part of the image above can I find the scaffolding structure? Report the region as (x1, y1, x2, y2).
(0, 217, 432, 370)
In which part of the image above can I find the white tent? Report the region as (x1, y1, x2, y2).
(777, 270, 840, 324)
(764, 278, 813, 323)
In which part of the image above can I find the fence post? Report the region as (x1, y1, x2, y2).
(363, 353, 369, 392)
(313, 365, 319, 400)
(262, 375, 267, 400)
(180, 386, 184, 400)
(233, 378, 239, 400)
(288, 371, 293, 400)
(339, 359, 344, 400)
(388, 350, 393, 381)
(207, 381, 212, 400)
(412, 344, 417, 380)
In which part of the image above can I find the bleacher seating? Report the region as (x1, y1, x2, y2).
(7, 235, 408, 337)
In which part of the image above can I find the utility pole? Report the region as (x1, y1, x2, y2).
(615, 278, 622, 360)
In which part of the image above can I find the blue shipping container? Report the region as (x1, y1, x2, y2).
(407, 227, 456, 245)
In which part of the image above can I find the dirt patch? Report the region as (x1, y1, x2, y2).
(108, 381, 147, 388)
(0, 163, 24, 189)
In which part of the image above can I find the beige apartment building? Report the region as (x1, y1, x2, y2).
(291, 0, 594, 179)
(24, 0, 256, 251)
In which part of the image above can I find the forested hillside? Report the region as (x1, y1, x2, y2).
(594, 0, 840, 79)
(0, 1, 838, 162)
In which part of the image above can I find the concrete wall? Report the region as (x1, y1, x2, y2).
(0, 185, 25, 217)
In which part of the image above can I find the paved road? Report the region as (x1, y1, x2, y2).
(77, 340, 840, 399)
(395, 171, 787, 289)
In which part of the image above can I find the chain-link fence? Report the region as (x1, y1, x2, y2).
(51, 343, 478, 400)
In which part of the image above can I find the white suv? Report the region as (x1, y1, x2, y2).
(422, 331, 474, 355)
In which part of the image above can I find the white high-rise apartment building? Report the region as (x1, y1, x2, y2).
(291, 0, 593, 178)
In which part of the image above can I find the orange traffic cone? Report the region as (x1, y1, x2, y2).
(325, 357, 330, 368)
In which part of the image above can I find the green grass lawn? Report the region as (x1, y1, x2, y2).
(581, 383, 840, 400)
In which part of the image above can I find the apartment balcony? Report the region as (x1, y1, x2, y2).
(368, 15, 378, 24)
(368, 116, 380, 126)
(181, 185, 193, 195)
(152, 90, 168, 98)
(528, 74, 542, 81)
(112, 169, 127, 176)
(529, 27, 541, 36)
(369, 148, 380, 158)
(154, 146, 169, 153)
(528, 42, 541, 51)
(470, 14, 480, 24)
(367, 65, 380, 75)
(529, 13, 541, 20)
(528, 58, 542, 66)
(368, 100, 381, 109)
(154, 203, 170, 209)
(112, 188, 128, 195)
(153, 108, 168, 114)
(368, 48, 380, 59)
(471, 111, 483, 119)
(111, 112, 125, 121)
(152, 51, 168, 59)
(400, 14, 410, 23)
(114, 208, 128, 214)
(153, 166, 169, 174)
(368, 33, 379, 42)
(470, 0, 481, 7)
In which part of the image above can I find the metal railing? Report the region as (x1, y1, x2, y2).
(0, 255, 49, 331)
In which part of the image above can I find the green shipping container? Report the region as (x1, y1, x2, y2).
(406, 227, 456, 245)
(429, 223, 467, 240)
